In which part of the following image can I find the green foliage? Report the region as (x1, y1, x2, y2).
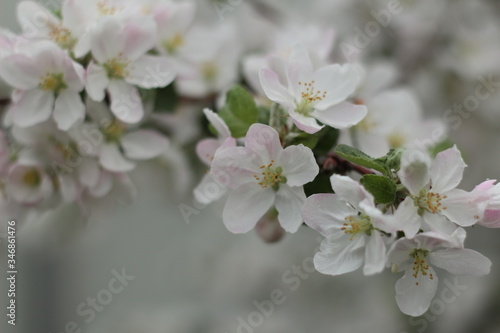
(314, 127, 340, 155)
(334, 144, 387, 175)
(153, 84, 178, 111)
(360, 174, 397, 204)
(219, 85, 259, 138)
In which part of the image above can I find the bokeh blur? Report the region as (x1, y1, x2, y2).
(1, 0, 500, 332)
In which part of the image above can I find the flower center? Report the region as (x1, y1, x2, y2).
(163, 33, 184, 54)
(23, 169, 41, 187)
(48, 23, 76, 49)
(97, 1, 117, 15)
(387, 131, 406, 148)
(201, 62, 217, 83)
(341, 214, 373, 240)
(414, 189, 447, 215)
(253, 160, 286, 190)
(409, 248, 433, 284)
(39, 72, 67, 94)
(102, 119, 127, 142)
(295, 80, 327, 116)
(103, 57, 130, 79)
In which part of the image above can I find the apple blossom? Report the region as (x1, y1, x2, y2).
(211, 123, 318, 233)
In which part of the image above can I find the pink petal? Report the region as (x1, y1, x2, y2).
(244, 124, 282, 163)
(280, 144, 318, 186)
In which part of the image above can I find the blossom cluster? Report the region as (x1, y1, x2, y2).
(0, 0, 498, 320)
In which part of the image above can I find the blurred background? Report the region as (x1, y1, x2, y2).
(1, 0, 500, 332)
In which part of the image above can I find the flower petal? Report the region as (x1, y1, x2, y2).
(77, 158, 100, 189)
(302, 193, 357, 236)
(211, 146, 261, 189)
(288, 107, 324, 134)
(313, 232, 365, 276)
(204, 108, 230, 139)
(363, 231, 386, 275)
(330, 174, 373, 211)
(123, 18, 157, 61)
(99, 143, 136, 172)
(275, 185, 306, 233)
(196, 138, 220, 166)
(108, 80, 144, 124)
(259, 68, 294, 106)
(0, 54, 40, 89)
(314, 63, 363, 109)
(11, 89, 54, 127)
(89, 18, 124, 63)
(53, 90, 85, 130)
(222, 183, 275, 233)
(280, 144, 318, 186)
(121, 129, 169, 160)
(127, 55, 175, 88)
(85, 61, 109, 102)
(286, 44, 314, 98)
(245, 124, 282, 163)
(398, 149, 431, 196)
(194, 172, 227, 206)
(392, 196, 421, 238)
(395, 266, 438, 317)
(312, 102, 367, 129)
(429, 249, 491, 276)
(441, 189, 484, 227)
(430, 146, 466, 193)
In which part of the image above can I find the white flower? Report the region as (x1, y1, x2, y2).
(6, 158, 53, 205)
(471, 179, 500, 228)
(85, 17, 175, 124)
(193, 108, 236, 205)
(302, 175, 395, 276)
(0, 42, 85, 130)
(387, 229, 491, 316)
(259, 43, 367, 134)
(70, 99, 169, 173)
(211, 123, 318, 233)
(394, 146, 487, 237)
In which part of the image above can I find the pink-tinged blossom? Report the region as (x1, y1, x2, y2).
(85, 17, 175, 124)
(259, 44, 366, 134)
(394, 146, 488, 237)
(211, 124, 318, 233)
(0, 42, 85, 130)
(387, 230, 491, 316)
(193, 109, 236, 205)
(471, 179, 500, 228)
(302, 175, 395, 276)
(6, 158, 53, 206)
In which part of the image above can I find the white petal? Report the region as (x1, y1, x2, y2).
(441, 189, 484, 227)
(244, 124, 282, 163)
(286, 44, 314, 98)
(395, 266, 438, 317)
(429, 249, 491, 276)
(258, 68, 294, 106)
(330, 174, 373, 211)
(275, 185, 306, 233)
(222, 183, 275, 233)
(193, 172, 227, 206)
(392, 196, 421, 238)
(387, 237, 416, 270)
(204, 108, 230, 139)
(430, 146, 466, 193)
(59, 174, 78, 202)
(363, 231, 386, 275)
(127, 55, 175, 88)
(108, 80, 144, 124)
(302, 193, 357, 236)
(196, 138, 220, 166)
(53, 90, 85, 130)
(17, 1, 59, 37)
(85, 61, 109, 102)
(90, 18, 124, 63)
(0, 54, 40, 89)
(314, 232, 365, 276)
(121, 129, 169, 160)
(77, 158, 100, 188)
(279, 144, 318, 186)
(422, 212, 457, 234)
(211, 146, 261, 189)
(398, 149, 431, 196)
(312, 102, 367, 129)
(314, 63, 363, 109)
(11, 89, 54, 127)
(122, 18, 156, 61)
(99, 143, 136, 172)
(288, 107, 324, 134)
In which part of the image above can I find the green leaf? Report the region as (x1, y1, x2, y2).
(153, 84, 178, 111)
(286, 132, 319, 149)
(314, 127, 340, 155)
(219, 85, 259, 138)
(375, 148, 404, 172)
(334, 144, 387, 174)
(360, 174, 397, 204)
